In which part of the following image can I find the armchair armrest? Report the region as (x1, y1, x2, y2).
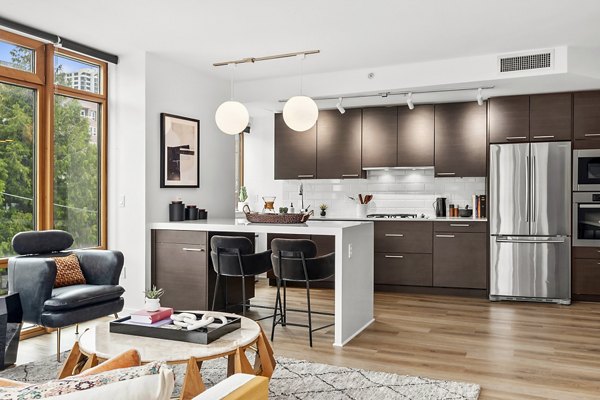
(8, 257, 56, 325)
(74, 250, 124, 286)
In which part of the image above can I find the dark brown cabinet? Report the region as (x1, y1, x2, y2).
(274, 113, 316, 180)
(374, 221, 433, 254)
(530, 93, 572, 141)
(489, 96, 530, 143)
(397, 105, 435, 166)
(374, 253, 432, 286)
(434, 102, 487, 177)
(316, 109, 365, 179)
(433, 225, 487, 289)
(362, 107, 397, 168)
(574, 91, 600, 148)
(572, 247, 600, 297)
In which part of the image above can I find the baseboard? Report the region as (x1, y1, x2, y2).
(374, 284, 488, 298)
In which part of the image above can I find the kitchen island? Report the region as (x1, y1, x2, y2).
(149, 218, 374, 347)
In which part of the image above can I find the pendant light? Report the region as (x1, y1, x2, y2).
(283, 54, 318, 132)
(215, 64, 249, 135)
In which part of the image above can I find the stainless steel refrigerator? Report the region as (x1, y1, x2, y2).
(489, 142, 571, 304)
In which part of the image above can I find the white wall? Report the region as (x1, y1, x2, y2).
(108, 52, 147, 310)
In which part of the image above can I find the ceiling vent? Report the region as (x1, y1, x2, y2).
(498, 50, 554, 73)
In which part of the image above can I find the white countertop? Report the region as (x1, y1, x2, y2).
(150, 218, 371, 235)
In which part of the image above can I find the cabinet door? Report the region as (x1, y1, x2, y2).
(433, 232, 487, 289)
(530, 93, 572, 141)
(574, 91, 600, 144)
(374, 253, 432, 286)
(489, 96, 530, 143)
(155, 242, 208, 310)
(274, 113, 316, 180)
(573, 258, 600, 295)
(362, 107, 397, 168)
(434, 102, 487, 177)
(317, 109, 364, 179)
(374, 221, 433, 253)
(397, 105, 434, 166)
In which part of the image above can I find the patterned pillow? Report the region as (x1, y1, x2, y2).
(53, 254, 86, 288)
(0, 362, 164, 399)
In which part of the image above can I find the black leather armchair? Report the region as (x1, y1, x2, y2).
(8, 230, 125, 360)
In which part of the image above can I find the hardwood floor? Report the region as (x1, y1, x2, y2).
(16, 280, 600, 399)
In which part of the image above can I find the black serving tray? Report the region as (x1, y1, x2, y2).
(109, 312, 241, 345)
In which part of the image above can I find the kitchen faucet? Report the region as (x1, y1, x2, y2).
(299, 182, 304, 211)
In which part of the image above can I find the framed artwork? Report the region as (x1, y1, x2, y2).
(160, 113, 200, 188)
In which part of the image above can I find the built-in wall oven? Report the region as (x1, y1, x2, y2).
(573, 192, 600, 246)
(573, 149, 600, 191)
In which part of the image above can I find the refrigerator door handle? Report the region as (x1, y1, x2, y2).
(525, 155, 530, 222)
(532, 156, 536, 222)
(495, 237, 566, 244)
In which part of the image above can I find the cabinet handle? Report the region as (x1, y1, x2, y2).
(297, 174, 314, 178)
(506, 136, 527, 140)
(385, 233, 404, 237)
(585, 133, 600, 137)
(437, 172, 455, 176)
(182, 247, 205, 252)
(341, 174, 359, 178)
(384, 255, 404, 259)
(436, 234, 455, 238)
(533, 135, 555, 139)
(450, 224, 470, 227)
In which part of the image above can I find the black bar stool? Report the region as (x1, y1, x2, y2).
(210, 235, 272, 318)
(270, 238, 335, 347)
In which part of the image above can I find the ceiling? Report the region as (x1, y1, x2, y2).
(2, 0, 600, 82)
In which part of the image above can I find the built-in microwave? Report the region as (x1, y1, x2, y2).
(573, 192, 600, 246)
(574, 149, 600, 191)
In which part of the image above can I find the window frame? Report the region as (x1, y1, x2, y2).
(0, 29, 108, 268)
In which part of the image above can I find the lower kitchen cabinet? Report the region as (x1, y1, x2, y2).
(572, 247, 600, 299)
(374, 253, 432, 286)
(433, 231, 487, 289)
(151, 230, 255, 311)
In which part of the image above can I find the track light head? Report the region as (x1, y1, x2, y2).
(477, 88, 483, 106)
(406, 92, 414, 110)
(336, 97, 346, 114)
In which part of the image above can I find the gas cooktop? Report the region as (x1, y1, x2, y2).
(366, 213, 422, 219)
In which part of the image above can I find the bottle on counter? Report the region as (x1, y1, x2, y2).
(289, 203, 295, 213)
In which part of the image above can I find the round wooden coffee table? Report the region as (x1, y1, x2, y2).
(59, 313, 276, 400)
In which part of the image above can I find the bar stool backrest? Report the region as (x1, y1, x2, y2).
(210, 235, 272, 277)
(271, 238, 335, 282)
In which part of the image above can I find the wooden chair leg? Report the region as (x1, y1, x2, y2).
(180, 357, 206, 400)
(58, 342, 86, 379)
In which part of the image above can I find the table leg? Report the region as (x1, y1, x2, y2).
(81, 353, 98, 371)
(180, 357, 206, 400)
(227, 354, 235, 377)
(233, 347, 254, 374)
(58, 342, 87, 379)
(255, 328, 276, 378)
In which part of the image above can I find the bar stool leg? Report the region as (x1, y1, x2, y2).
(211, 274, 220, 311)
(282, 281, 287, 326)
(306, 281, 313, 347)
(241, 276, 247, 317)
(271, 278, 282, 341)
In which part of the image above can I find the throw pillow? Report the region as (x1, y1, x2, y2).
(53, 254, 86, 288)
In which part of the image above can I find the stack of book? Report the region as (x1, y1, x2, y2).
(472, 194, 487, 218)
(124, 307, 173, 327)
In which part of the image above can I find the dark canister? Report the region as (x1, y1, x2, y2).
(169, 201, 185, 221)
(185, 205, 199, 220)
(197, 209, 208, 220)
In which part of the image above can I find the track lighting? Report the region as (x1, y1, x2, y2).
(336, 97, 346, 114)
(477, 88, 483, 106)
(406, 92, 414, 110)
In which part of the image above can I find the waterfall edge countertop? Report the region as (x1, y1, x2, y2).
(149, 218, 375, 347)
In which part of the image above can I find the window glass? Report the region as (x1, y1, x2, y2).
(54, 54, 101, 94)
(0, 40, 34, 72)
(0, 82, 36, 257)
(53, 95, 100, 248)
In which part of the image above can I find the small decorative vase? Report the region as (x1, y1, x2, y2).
(145, 298, 160, 312)
(356, 204, 368, 218)
(320, 210, 326, 217)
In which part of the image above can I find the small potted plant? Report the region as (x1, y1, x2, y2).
(237, 186, 248, 212)
(319, 203, 328, 217)
(144, 286, 164, 312)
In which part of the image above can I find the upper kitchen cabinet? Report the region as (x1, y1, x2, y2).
(434, 102, 487, 177)
(530, 93, 572, 141)
(397, 105, 435, 167)
(574, 91, 600, 148)
(317, 109, 365, 179)
(274, 113, 317, 180)
(362, 107, 398, 168)
(489, 95, 530, 143)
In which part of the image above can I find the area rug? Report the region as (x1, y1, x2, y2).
(0, 353, 480, 399)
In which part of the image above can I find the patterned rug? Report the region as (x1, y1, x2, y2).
(0, 353, 480, 399)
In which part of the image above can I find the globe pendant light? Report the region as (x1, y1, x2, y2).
(215, 64, 249, 135)
(283, 54, 318, 132)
